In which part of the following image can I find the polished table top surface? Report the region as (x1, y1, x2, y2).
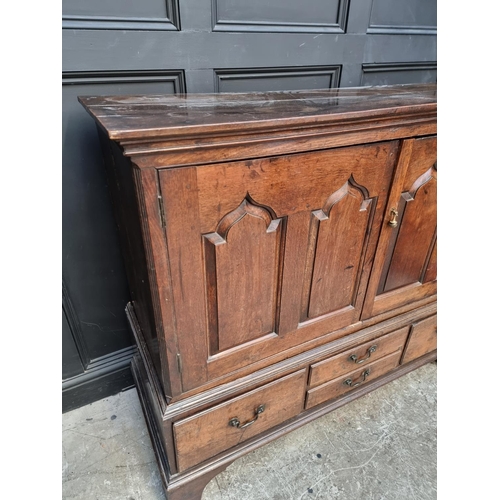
(79, 83, 437, 141)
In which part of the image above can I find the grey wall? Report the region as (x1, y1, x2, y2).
(62, 0, 436, 412)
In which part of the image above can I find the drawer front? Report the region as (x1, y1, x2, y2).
(402, 315, 437, 363)
(173, 369, 307, 472)
(309, 327, 409, 388)
(305, 351, 401, 410)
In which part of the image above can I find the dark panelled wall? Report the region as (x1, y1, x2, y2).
(62, 0, 436, 413)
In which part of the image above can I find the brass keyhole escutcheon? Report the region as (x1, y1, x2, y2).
(388, 208, 398, 228)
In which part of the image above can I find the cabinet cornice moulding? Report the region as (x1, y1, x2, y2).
(79, 84, 436, 166)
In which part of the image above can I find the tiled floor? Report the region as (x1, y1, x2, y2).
(62, 362, 436, 500)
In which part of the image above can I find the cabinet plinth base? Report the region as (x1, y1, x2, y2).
(131, 355, 235, 500)
(132, 342, 436, 500)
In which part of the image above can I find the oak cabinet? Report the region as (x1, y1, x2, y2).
(81, 84, 437, 500)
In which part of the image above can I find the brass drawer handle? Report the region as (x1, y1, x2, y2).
(229, 404, 265, 429)
(388, 208, 398, 227)
(343, 369, 371, 388)
(349, 345, 377, 364)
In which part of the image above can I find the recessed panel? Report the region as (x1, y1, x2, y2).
(62, 0, 179, 30)
(369, 0, 436, 31)
(204, 198, 283, 354)
(374, 137, 437, 299)
(216, 67, 341, 93)
(214, 0, 349, 32)
(62, 72, 183, 361)
(384, 171, 437, 292)
(304, 179, 373, 320)
(362, 63, 436, 86)
(62, 308, 84, 379)
(63, 0, 167, 19)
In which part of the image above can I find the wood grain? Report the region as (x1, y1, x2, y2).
(308, 326, 409, 388)
(305, 350, 401, 409)
(132, 166, 181, 397)
(158, 167, 209, 392)
(173, 369, 307, 472)
(196, 142, 395, 228)
(306, 178, 373, 319)
(384, 166, 437, 291)
(203, 198, 283, 353)
(277, 211, 311, 334)
(132, 354, 236, 495)
(133, 344, 436, 500)
(194, 142, 397, 382)
(96, 133, 162, 376)
(362, 136, 437, 319)
(128, 300, 436, 417)
(126, 120, 436, 169)
(401, 315, 437, 363)
(80, 85, 437, 143)
(423, 237, 437, 283)
(88, 85, 438, 500)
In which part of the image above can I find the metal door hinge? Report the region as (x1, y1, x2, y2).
(158, 195, 166, 228)
(176, 353, 182, 373)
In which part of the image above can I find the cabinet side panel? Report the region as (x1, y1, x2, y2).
(98, 131, 163, 387)
(133, 166, 181, 397)
(159, 167, 209, 392)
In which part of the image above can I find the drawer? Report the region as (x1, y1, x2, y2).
(401, 315, 437, 363)
(309, 327, 409, 389)
(173, 369, 307, 472)
(305, 351, 401, 410)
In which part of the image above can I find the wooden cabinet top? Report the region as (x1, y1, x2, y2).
(80, 83, 436, 168)
(80, 83, 436, 142)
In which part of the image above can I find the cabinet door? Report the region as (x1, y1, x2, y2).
(159, 142, 398, 391)
(362, 136, 437, 320)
